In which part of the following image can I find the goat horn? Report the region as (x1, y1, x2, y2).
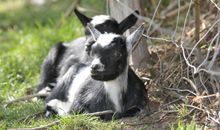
(87, 23, 101, 40)
(127, 23, 145, 49)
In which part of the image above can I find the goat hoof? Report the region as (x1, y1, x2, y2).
(45, 106, 57, 117)
(45, 111, 53, 117)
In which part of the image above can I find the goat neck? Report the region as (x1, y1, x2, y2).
(103, 65, 128, 112)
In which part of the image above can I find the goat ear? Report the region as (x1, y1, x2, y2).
(87, 23, 101, 40)
(74, 8, 92, 27)
(118, 10, 139, 34)
(126, 23, 145, 52)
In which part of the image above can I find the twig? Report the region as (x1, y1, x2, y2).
(180, 0, 198, 73)
(182, 77, 200, 95)
(57, 0, 80, 27)
(187, 18, 220, 60)
(207, 112, 220, 126)
(184, 104, 205, 112)
(17, 112, 45, 122)
(4, 93, 49, 107)
(164, 88, 188, 103)
(125, 110, 177, 126)
(64, 0, 80, 18)
(8, 120, 60, 130)
(160, 2, 192, 20)
(198, 73, 210, 100)
(76, 6, 101, 14)
(194, 0, 200, 42)
(197, 31, 220, 70)
(161, 1, 178, 15)
(207, 32, 220, 70)
(181, 17, 220, 75)
(142, 34, 178, 45)
(172, 0, 180, 41)
(147, 0, 162, 35)
(85, 110, 114, 116)
(192, 93, 218, 102)
(180, 0, 193, 40)
(163, 87, 197, 96)
(8, 110, 114, 130)
(182, 108, 196, 119)
(160, 98, 183, 109)
(163, 64, 181, 82)
(209, 0, 220, 11)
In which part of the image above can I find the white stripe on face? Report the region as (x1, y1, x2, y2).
(91, 15, 111, 26)
(95, 33, 120, 47)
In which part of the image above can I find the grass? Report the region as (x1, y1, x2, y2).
(0, 13, 82, 99)
(170, 119, 200, 130)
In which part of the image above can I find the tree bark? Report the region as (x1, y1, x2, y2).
(108, 0, 151, 69)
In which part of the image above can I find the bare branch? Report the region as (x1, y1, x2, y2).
(209, 0, 220, 11)
(7, 110, 114, 130)
(8, 120, 60, 130)
(182, 77, 200, 95)
(194, 0, 201, 42)
(4, 93, 49, 107)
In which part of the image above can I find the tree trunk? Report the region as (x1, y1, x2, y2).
(108, 0, 151, 69)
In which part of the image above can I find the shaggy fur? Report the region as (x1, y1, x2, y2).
(36, 9, 139, 98)
(45, 24, 148, 119)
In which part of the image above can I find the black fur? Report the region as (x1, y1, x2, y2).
(37, 42, 66, 93)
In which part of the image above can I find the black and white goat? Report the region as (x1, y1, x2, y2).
(36, 9, 139, 97)
(45, 23, 148, 119)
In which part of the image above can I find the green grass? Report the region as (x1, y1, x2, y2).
(0, 0, 121, 129)
(170, 119, 199, 130)
(53, 115, 122, 130)
(0, 15, 83, 99)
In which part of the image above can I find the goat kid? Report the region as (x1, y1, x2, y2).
(36, 9, 139, 98)
(45, 23, 148, 119)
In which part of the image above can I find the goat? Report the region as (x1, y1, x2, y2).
(45, 23, 148, 119)
(36, 9, 139, 97)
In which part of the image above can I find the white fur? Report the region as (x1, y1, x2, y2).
(34, 86, 51, 102)
(37, 86, 51, 94)
(46, 99, 72, 116)
(46, 67, 75, 116)
(47, 67, 90, 116)
(83, 92, 94, 103)
(91, 15, 111, 26)
(95, 33, 120, 47)
(91, 58, 101, 66)
(63, 37, 86, 47)
(104, 67, 128, 112)
(68, 67, 90, 103)
(57, 66, 75, 85)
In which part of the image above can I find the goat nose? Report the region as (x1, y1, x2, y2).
(91, 64, 100, 71)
